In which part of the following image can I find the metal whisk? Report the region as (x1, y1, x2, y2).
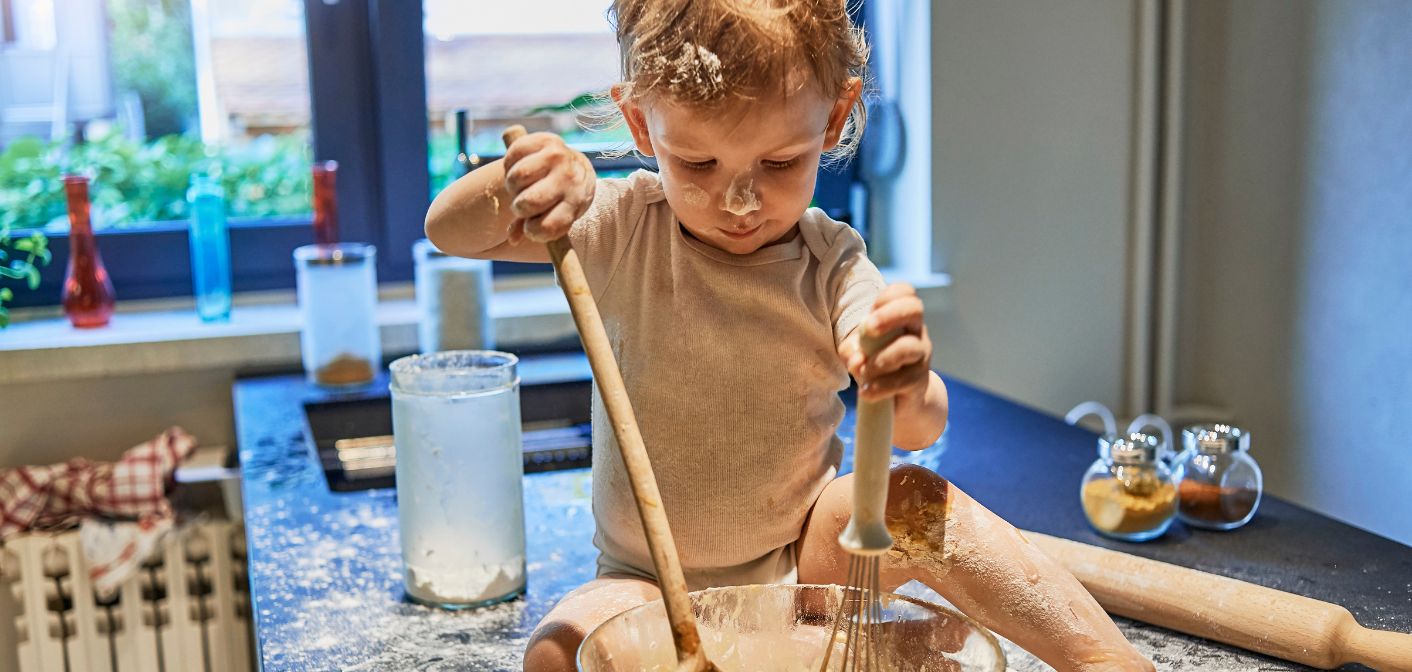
(819, 329, 900, 672)
(819, 554, 886, 671)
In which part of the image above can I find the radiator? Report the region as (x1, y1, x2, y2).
(3, 520, 253, 672)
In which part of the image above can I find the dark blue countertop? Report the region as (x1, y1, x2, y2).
(235, 363, 1411, 671)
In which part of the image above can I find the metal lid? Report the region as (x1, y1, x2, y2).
(1106, 432, 1161, 466)
(293, 242, 375, 266)
(1182, 424, 1250, 454)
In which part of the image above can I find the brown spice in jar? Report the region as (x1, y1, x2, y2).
(316, 353, 375, 386)
(1178, 480, 1258, 525)
(1081, 477, 1177, 535)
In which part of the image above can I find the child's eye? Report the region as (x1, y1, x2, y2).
(678, 158, 716, 171)
(763, 158, 799, 170)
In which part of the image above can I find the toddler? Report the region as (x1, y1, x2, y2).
(426, 1, 1154, 670)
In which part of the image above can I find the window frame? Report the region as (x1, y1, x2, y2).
(2, 0, 16, 45)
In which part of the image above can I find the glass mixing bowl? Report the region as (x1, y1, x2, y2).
(578, 584, 1006, 672)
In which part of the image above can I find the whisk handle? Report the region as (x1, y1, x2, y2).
(843, 328, 902, 554)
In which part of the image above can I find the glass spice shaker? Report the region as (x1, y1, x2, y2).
(1080, 432, 1178, 542)
(294, 243, 380, 388)
(1173, 424, 1263, 531)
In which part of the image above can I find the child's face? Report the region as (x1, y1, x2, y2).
(618, 80, 860, 255)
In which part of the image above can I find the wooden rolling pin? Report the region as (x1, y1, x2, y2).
(1027, 531, 1412, 671)
(502, 127, 718, 672)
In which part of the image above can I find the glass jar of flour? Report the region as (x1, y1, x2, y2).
(390, 350, 525, 608)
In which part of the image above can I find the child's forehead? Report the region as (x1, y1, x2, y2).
(644, 90, 833, 150)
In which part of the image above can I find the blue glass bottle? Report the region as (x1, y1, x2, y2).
(187, 174, 232, 322)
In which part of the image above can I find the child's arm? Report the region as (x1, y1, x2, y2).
(841, 283, 948, 450)
(424, 132, 596, 262)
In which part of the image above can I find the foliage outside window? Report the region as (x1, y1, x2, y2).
(110, 0, 198, 138)
(0, 130, 313, 233)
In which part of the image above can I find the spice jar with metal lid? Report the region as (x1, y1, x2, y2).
(1173, 424, 1262, 531)
(1080, 432, 1178, 542)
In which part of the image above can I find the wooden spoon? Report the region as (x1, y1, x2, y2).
(502, 126, 718, 672)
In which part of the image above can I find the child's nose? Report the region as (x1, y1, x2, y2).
(722, 170, 762, 216)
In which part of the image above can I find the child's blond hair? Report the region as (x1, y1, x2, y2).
(604, 0, 870, 163)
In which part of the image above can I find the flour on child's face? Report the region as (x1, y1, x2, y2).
(679, 182, 710, 209)
(722, 172, 762, 216)
(642, 88, 837, 255)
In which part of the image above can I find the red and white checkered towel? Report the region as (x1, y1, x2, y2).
(0, 427, 196, 595)
(0, 427, 195, 537)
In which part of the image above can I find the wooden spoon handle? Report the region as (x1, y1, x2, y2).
(502, 126, 707, 669)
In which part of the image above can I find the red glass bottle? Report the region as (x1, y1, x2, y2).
(61, 175, 116, 328)
(311, 160, 340, 245)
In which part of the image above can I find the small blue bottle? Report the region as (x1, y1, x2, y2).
(187, 174, 232, 322)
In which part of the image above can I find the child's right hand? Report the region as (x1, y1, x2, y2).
(502, 132, 597, 244)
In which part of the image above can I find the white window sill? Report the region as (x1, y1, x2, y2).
(0, 276, 577, 384)
(0, 269, 949, 385)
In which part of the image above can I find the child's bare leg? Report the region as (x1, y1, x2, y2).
(524, 574, 662, 672)
(798, 464, 1153, 672)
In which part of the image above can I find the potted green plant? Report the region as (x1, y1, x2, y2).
(0, 210, 50, 328)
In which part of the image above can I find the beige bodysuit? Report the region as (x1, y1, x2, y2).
(571, 170, 884, 590)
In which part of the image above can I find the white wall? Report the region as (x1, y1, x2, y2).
(921, 0, 1411, 544)
(1174, 0, 1412, 544)
(920, 0, 1406, 542)
(925, 0, 1140, 418)
(0, 369, 238, 470)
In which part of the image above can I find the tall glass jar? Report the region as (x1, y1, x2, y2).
(390, 351, 526, 609)
(294, 243, 380, 388)
(413, 238, 494, 353)
(1173, 424, 1263, 531)
(60, 175, 116, 328)
(187, 174, 232, 322)
(1080, 432, 1178, 542)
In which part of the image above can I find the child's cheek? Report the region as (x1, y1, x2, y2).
(679, 182, 710, 209)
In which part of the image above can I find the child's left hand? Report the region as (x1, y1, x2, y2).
(840, 283, 933, 404)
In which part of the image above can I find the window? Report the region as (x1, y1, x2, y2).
(414, 0, 634, 276)
(424, 0, 628, 197)
(2, 0, 879, 312)
(1, 0, 327, 307)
